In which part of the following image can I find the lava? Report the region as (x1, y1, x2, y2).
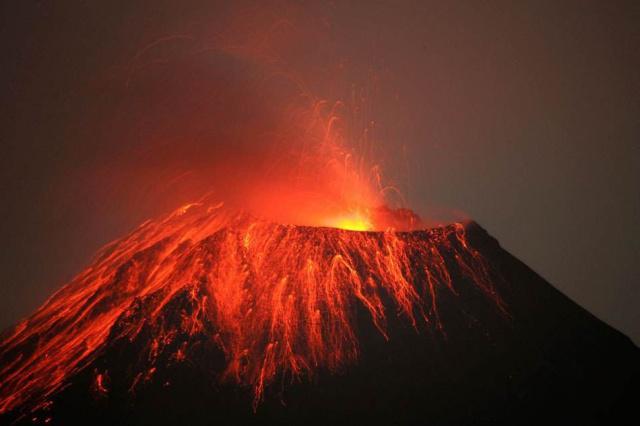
(0, 62, 498, 417)
(0, 201, 504, 416)
(327, 210, 372, 231)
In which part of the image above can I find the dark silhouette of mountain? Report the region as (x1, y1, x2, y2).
(1, 221, 637, 425)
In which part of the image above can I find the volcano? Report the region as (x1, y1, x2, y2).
(0, 202, 637, 425)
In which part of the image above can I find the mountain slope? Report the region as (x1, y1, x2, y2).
(0, 206, 637, 425)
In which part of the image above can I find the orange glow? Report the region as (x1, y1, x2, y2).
(0, 202, 505, 414)
(0, 9, 504, 418)
(328, 211, 372, 231)
(1, 31, 479, 415)
(0, 80, 469, 417)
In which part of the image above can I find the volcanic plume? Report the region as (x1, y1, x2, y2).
(1, 13, 638, 424)
(0, 95, 638, 424)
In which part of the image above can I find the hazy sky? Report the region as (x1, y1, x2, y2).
(1, 1, 638, 343)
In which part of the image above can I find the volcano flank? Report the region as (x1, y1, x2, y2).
(0, 203, 637, 425)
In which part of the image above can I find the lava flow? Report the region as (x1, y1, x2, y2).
(0, 200, 505, 416)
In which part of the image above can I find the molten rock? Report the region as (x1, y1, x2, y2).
(0, 203, 637, 425)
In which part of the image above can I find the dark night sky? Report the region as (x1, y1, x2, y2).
(1, 1, 639, 343)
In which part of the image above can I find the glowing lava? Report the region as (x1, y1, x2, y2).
(328, 211, 372, 231)
(0, 202, 504, 416)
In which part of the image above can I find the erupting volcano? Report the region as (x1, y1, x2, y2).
(0, 18, 638, 424)
(1, 199, 638, 425)
(0, 199, 502, 418)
